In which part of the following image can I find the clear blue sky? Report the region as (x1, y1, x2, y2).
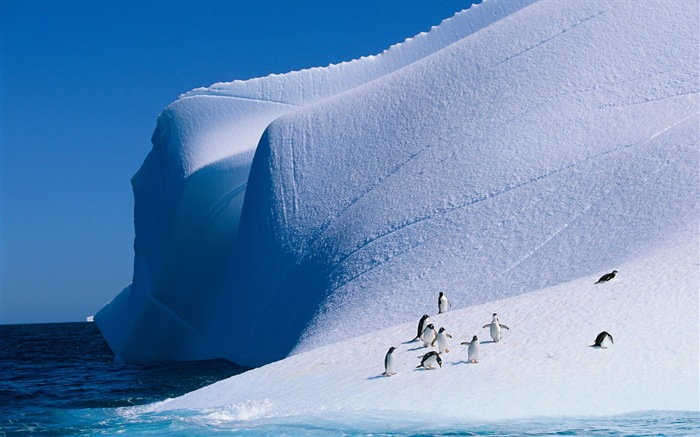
(1, 0, 473, 324)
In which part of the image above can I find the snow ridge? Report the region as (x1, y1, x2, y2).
(179, 0, 536, 106)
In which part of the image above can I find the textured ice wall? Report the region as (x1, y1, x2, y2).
(96, 0, 536, 362)
(215, 0, 699, 366)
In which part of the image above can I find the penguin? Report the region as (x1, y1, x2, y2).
(461, 335, 480, 363)
(384, 346, 397, 376)
(591, 331, 614, 348)
(438, 292, 451, 314)
(412, 314, 430, 342)
(416, 351, 442, 369)
(483, 313, 509, 342)
(595, 270, 618, 284)
(422, 324, 438, 348)
(436, 327, 453, 353)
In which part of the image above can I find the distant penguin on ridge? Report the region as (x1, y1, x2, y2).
(461, 335, 480, 363)
(412, 314, 430, 342)
(436, 327, 453, 353)
(438, 292, 451, 314)
(595, 270, 618, 284)
(591, 331, 614, 348)
(416, 351, 442, 369)
(483, 313, 509, 342)
(422, 324, 438, 348)
(384, 347, 397, 376)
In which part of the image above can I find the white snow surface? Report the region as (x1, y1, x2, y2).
(97, 3, 699, 413)
(150, 239, 699, 420)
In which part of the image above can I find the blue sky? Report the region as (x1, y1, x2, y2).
(1, 0, 472, 324)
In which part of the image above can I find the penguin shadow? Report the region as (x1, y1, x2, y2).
(367, 374, 391, 380)
(480, 340, 497, 344)
(407, 345, 431, 352)
(413, 366, 439, 372)
(450, 360, 474, 366)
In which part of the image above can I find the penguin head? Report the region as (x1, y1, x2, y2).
(388, 346, 396, 353)
(439, 292, 444, 298)
(426, 324, 435, 330)
(472, 335, 479, 342)
(438, 327, 446, 333)
(612, 270, 618, 274)
(436, 354, 443, 367)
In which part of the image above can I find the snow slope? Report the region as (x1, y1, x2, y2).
(150, 239, 699, 421)
(97, 0, 699, 375)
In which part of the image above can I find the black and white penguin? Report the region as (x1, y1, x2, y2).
(436, 327, 453, 353)
(595, 270, 618, 284)
(438, 292, 451, 314)
(416, 351, 442, 369)
(483, 313, 509, 342)
(461, 335, 480, 363)
(422, 324, 438, 348)
(384, 346, 397, 376)
(412, 314, 430, 342)
(591, 331, 614, 348)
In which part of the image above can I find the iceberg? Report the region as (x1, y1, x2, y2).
(95, 0, 538, 364)
(96, 0, 698, 401)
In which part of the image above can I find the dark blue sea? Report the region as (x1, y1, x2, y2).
(1, 322, 698, 436)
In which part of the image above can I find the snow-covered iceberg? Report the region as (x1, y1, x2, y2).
(96, 0, 698, 390)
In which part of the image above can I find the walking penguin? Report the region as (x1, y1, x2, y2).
(384, 346, 397, 376)
(422, 324, 438, 348)
(416, 351, 442, 369)
(461, 335, 480, 363)
(591, 331, 614, 348)
(483, 313, 510, 342)
(436, 327, 453, 353)
(595, 270, 618, 284)
(411, 314, 430, 342)
(438, 292, 451, 314)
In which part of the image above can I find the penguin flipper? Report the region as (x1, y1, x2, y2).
(501, 324, 510, 330)
(482, 324, 490, 329)
(447, 334, 452, 338)
(460, 341, 470, 346)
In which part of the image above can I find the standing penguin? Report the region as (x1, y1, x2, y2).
(411, 314, 430, 342)
(461, 335, 480, 363)
(483, 313, 510, 342)
(422, 324, 438, 348)
(595, 270, 618, 284)
(416, 351, 442, 369)
(438, 292, 451, 314)
(384, 347, 397, 376)
(436, 327, 453, 353)
(591, 331, 614, 348)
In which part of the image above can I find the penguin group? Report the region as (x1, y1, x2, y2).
(383, 270, 619, 376)
(383, 291, 513, 376)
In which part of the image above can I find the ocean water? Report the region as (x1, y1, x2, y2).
(1, 323, 698, 436)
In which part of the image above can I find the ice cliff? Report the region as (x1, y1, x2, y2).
(96, 0, 699, 368)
